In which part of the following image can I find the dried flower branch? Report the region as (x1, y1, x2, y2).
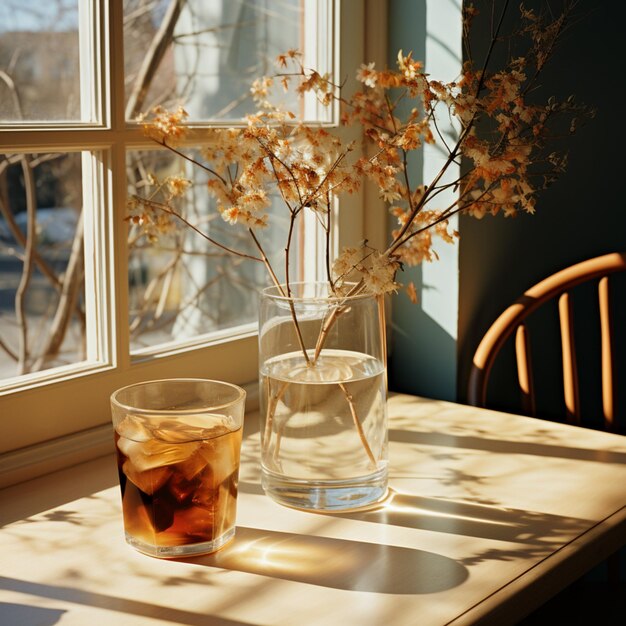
(130, 0, 591, 326)
(127, 1, 592, 474)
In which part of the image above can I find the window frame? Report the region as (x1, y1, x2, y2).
(0, 0, 380, 468)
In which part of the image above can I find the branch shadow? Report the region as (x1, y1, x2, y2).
(331, 488, 617, 585)
(388, 428, 626, 465)
(0, 455, 118, 527)
(14, 509, 86, 527)
(184, 525, 468, 595)
(0, 576, 252, 626)
(336, 489, 590, 549)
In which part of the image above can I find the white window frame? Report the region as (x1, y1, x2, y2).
(0, 0, 383, 485)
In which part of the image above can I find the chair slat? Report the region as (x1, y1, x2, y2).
(598, 276, 615, 430)
(515, 324, 536, 416)
(558, 292, 580, 424)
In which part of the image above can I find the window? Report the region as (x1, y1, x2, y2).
(0, 0, 372, 462)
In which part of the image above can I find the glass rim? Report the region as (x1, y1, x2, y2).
(260, 281, 375, 304)
(110, 378, 246, 415)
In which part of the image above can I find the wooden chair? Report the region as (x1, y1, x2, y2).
(468, 252, 626, 587)
(468, 252, 626, 430)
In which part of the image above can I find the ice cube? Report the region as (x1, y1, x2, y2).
(151, 495, 176, 532)
(198, 441, 229, 486)
(221, 470, 239, 501)
(179, 506, 215, 539)
(117, 435, 200, 471)
(152, 414, 230, 443)
(194, 475, 236, 537)
(177, 448, 210, 481)
(122, 459, 172, 495)
(116, 414, 153, 442)
(191, 468, 216, 509)
(168, 470, 201, 504)
(217, 474, 238, 530)
(121, 477, 154, 537)
(197, 428, 241, 486)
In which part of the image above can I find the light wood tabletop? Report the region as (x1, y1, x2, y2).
(1, 394, 625, 625)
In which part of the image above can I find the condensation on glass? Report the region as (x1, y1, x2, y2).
(0, 1, 81, 122)
(0, 153, 84, 380)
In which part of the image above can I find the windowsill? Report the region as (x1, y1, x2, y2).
(0, 380, 259, 489)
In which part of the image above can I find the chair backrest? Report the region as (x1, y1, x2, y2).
(468, 252, 626, 430)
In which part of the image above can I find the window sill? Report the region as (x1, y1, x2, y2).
(0, 380, 259, 489)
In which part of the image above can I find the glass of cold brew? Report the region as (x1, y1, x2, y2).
(110, 379, 246, 558)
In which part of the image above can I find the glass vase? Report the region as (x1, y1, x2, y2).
(258, 283, 388, 511)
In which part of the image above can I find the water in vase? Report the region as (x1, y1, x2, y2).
(259, 349, 388, 510)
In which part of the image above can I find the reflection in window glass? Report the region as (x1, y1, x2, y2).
(124, 0, 303, 121)
(0, 1, 80, 121)
(127, 149, 297, 351)
(0, 152, 84, 379)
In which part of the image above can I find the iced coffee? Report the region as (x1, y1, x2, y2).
(110, 379, 246, 558)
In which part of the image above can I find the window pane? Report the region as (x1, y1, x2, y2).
(124, 0, 303, 121)
(0, 1, 81, 121)
(0, 152, 85, 380)
(127, 149, 297, 352)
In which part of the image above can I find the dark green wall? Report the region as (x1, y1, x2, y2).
(389, 1, 626, 418)
(457, 0, 626, 422)
(387, 0, 460, 402)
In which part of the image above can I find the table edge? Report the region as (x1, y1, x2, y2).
(448, 505, 626, 625)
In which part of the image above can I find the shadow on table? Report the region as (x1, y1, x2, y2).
(0, 602, 65, 626)
(0, 456, 118, 527)
(388, 428, 626, 465)
(337, 489, 591, 550)
(188, 525, 468, 594)
(0, 577, 252, 626)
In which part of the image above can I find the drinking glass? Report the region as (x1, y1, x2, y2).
(110, 378, 246, 558)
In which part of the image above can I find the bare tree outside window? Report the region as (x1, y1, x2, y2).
(0, 0, 80, 121)
(0, 1, 83, 378)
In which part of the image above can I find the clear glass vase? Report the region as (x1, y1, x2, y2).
(258, 283, 388, 511)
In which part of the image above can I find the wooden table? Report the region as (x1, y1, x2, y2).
(1, 394, 625, 625)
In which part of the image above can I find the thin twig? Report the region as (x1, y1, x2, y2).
(249, 225, 310, 365)
(247, 228, 283, 291)
(141, 198, 263, 261)
(15, 156, 36, 373)
(339, 382, 377, 467)
(263, 379, 290, 449)
(476, 0, 512, 95)
(126, 0, 184, 119)
(284, 211, 297, 297)
(32, 212, 85, 372)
